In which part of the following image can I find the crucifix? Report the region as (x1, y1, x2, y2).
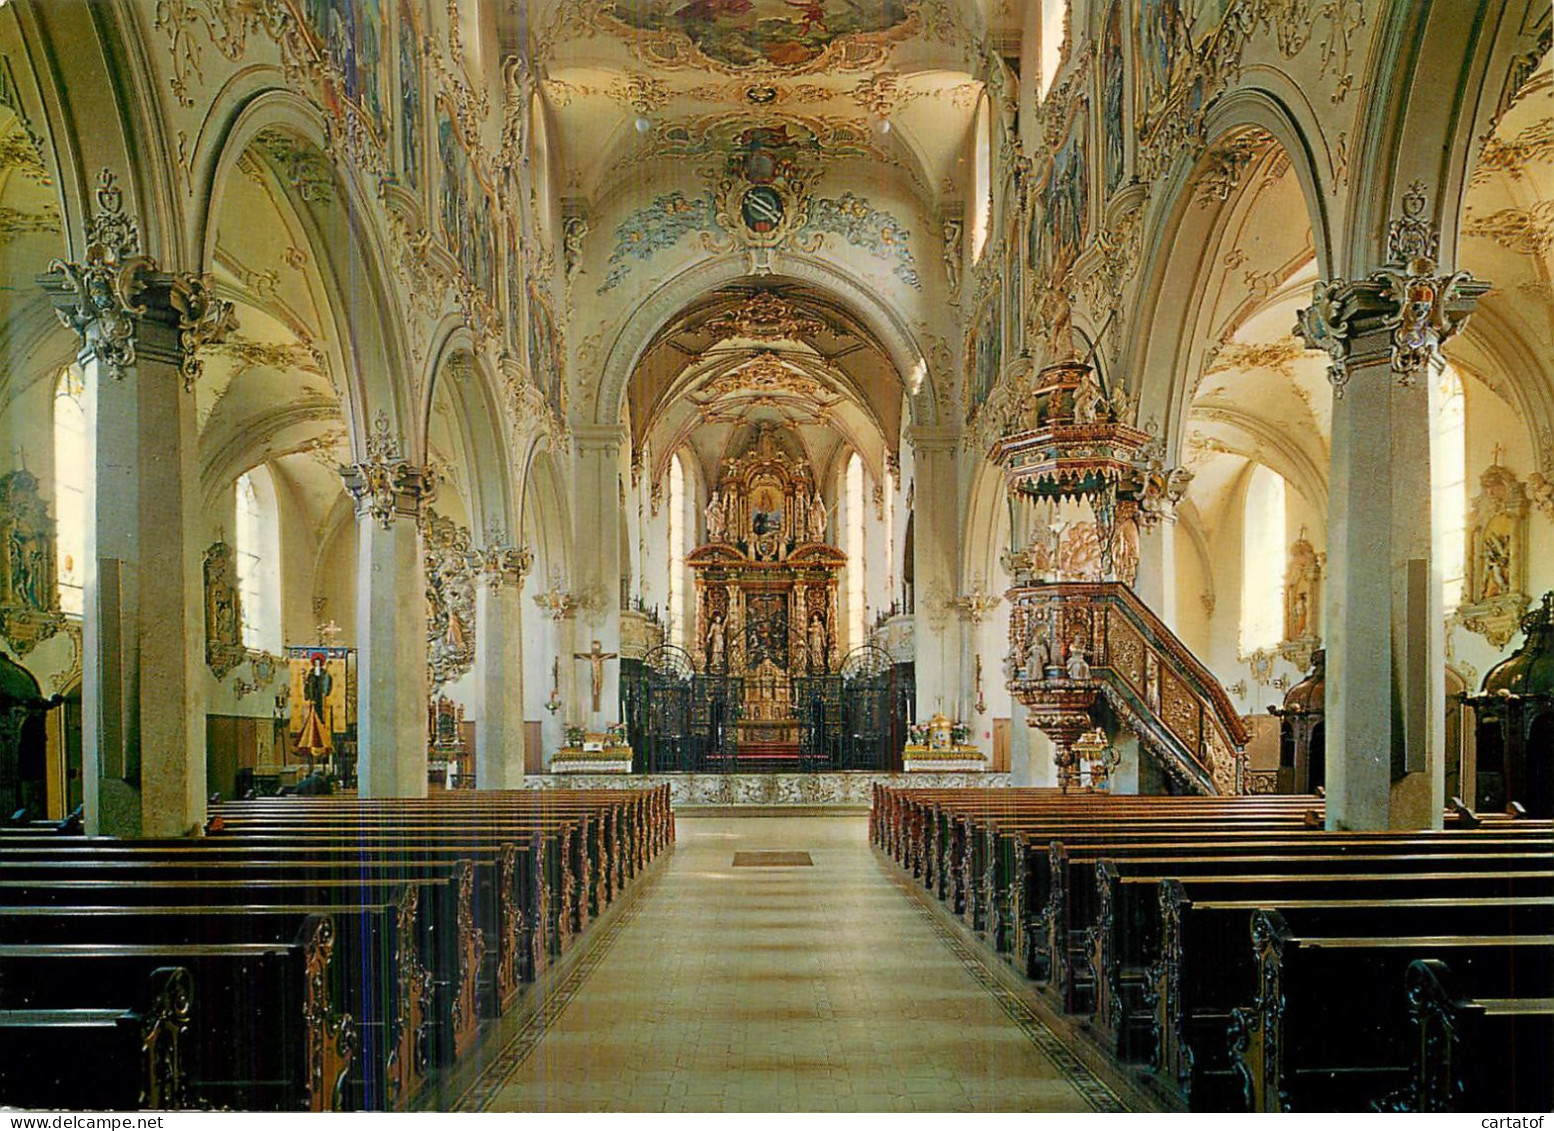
(573, 639, 618, 714)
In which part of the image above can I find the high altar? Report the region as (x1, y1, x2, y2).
(687, 425, 846, 752)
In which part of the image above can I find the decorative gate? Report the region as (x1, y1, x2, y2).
(838, 646, 899, 771)
(628, 646, 695, 772)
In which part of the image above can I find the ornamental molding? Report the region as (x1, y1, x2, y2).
(706, 291, 825, 342)
(477, 525, 533, 590)
(1294, 183, 1489, 395)
(42, 171, 236, 384)
(339, 413, 435, 528)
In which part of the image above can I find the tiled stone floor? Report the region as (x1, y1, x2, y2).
(482, 815, 1107, 1112)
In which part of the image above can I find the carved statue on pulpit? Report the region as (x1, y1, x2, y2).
(1073, 369, 1106, 425)
(1024, 621, 1052, 678)
(1066, 642, 1091, 681)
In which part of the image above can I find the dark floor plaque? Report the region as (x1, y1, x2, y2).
(731, 851, 814, 867)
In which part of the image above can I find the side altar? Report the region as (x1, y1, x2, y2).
(902, 713, 987, 773)
(688, 425, 846, 756)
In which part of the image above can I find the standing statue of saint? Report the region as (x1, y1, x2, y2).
(708, 615, 726, 670)
(705, 490, 726, 543)
(808, 613, 828, 674)
(807, 488, 827, 543)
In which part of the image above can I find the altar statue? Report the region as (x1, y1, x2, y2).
(808, 612, 828, 674)
(807, 488, 827, 543)
(705, 490, 727, 543)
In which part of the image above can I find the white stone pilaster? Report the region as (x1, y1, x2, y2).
(43, 221, 234, 837)
(1295, 203, 1486, 829)
(475, 541, 530, 790)
(909, 427, 963, 721)
(344, 437, 433, 799)
(571, 425, 625, 729)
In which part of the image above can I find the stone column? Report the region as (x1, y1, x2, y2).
(909, 427, 963, 720)
(1295, 186, 1486, 830)
(570, 425, 624, 730)
(41, 179, 235, 836)
(475, 536, 531, 789)
(1133, 520, 1177, 623)
(342, 420, 435, 798)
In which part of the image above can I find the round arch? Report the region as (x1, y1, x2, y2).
(194, 90, 412, 455)
(1127, 99, 1331, 462)
(420, 322, 521, 540)
(593, 252, 939, 431)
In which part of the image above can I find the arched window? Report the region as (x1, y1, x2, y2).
(54, 365, 86, 617)
(1039, 0, 1071, 99)
(970, 94, 992, 263)
(883, 466, 895, 608)
(1240, 463, 1286, 655)
(845, 454, 865, 650)
(235, 466, 282, 653)
(1433, 365, 1466, 611)
(668, 453, 688, 648)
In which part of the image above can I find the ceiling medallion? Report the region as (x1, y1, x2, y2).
(710, 124, 818, 248)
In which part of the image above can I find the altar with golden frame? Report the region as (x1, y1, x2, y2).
(903, 713, 987, 773)
(687, 425, 846, 754)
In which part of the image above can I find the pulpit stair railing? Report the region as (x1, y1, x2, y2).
(1007, 582, 1247, 793)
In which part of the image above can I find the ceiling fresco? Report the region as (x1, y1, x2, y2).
(600, 0, 917, 72)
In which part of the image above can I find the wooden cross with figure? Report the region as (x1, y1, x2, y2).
(573, 639, 618, 714)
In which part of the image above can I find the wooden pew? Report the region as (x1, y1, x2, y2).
(1227, 909, 1554, 1112)
(0, 898, 428, 1110)
(1382, 957, 1554, 1112)
(0, 789, 671, 1110)
(1146, 877, 1554, 1107)
(1042, 839, 1551, 1000)
(1, 835, 553, 1007)
(0, 965, 190, 1110)
(0, 916, 353, 1111)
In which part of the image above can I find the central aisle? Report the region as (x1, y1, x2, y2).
(478, 815, 1117, 1112)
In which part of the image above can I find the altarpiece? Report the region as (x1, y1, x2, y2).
(687, 426, 846, 750)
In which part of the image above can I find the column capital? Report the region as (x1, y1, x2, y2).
(341, 413, 436, 528)
(477, 524, 533, 590)
(571, 423, 627, 453)
(38, 170, 236, 389)
(907, 425, 963, 454)
(1295, 182, 1489, 396)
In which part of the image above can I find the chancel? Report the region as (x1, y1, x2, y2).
(0, 0, 1549, 1116)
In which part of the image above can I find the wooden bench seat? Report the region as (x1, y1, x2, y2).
(1385, 957, 1554, 1112)
(1228, 910, 1554, 1112)
(0, 918, 353, 1111)
(0, 966, 189, 1110)
(0, 899, 428, 1110)
(1143, 880, 1554, 1107)
(0, 836, 553, 1003)
(0, 789, 670, 1110)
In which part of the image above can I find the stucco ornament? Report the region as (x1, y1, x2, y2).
(1295, 183, 1487, 394)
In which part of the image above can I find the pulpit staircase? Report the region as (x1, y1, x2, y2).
(1007, 582, 1248, 794)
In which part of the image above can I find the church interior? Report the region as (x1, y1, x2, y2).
(0, 0, 1550, 1115)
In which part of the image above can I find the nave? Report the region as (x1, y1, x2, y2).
(464, 815, 1114, 1113)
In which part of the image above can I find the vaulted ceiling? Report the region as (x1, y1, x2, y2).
(627, 281, 905, 491)
(513, 0, 991, 213)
